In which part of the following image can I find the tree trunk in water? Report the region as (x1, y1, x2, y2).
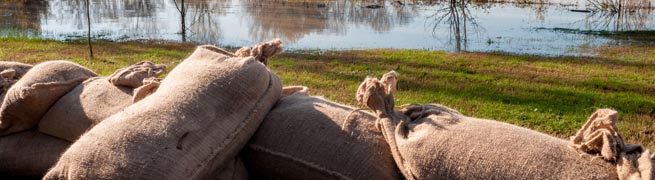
(86, 0, 93, 58)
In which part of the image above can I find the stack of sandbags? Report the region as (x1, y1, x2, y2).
(38, 61, 166, 141)
(0, 62, 69, 179)
(241, 86, 401, 180)
(0, 60, 97, 136)
(355, 71, 650, 179)
(44, 41, 283, 179)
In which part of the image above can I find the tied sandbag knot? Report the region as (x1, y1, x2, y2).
(235, 39, 283, 65)
(571, 109, 655, 180)
(356, 71, 418, 179)
(356, 71, 398, 118)
(109, 61, 166, 88)
(571, 109, 625, 161)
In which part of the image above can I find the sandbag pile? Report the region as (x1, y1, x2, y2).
(1, 38, 653, 180)
(356, 71, 654, 180)
(44, 40, 283, 179)
(0, 61, 97, 136)
(39, 61, 166, 141)
(0, 39, 284, 179)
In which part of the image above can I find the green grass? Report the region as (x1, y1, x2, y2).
(1, 37, 654, 149)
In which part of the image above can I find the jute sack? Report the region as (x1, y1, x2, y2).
(0, 62, 32, 79)
(44, 42, 283, 180)
(570, 109, 655, 180)
(0, 130, 69, 178)
(204, 156, 249, 180)
(0, 61, 32, 97)
(109, 61, 166, 88)
(38, 61, 166, 141)
(356, 71, 619, 180)
(241, 86, 401, 180)
(0, 60, 97, 136)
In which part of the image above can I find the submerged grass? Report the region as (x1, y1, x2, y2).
(1, 37, 653, 149)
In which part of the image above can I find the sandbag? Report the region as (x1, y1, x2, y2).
(44, 43, 283, 180)
(38, 61, 166, 142)
(241, 86, 401, 180)
(0, 60, 97, 136)
(356, 71, 619, 180)
(0, 62, 33, 97)
(0, 130, 69, 178)
(234, 38, 283, 65)
(205, 156, 249, 180)
(570, 109, 655, 180)
(0, 61, 33, 81)
(109, 61, 166, 88)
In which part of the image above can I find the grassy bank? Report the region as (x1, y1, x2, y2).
(1, 37, 653, 148)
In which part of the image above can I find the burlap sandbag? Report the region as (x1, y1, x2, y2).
(0, 62, 32, 97)
(0, 130, 69, 178)
(0, 60, 97, 136)
(204, 156, 249, 180)
(241, 86, 400, 180)
(0, 62, 32, 78)
(38, 61, 166, 141)
(109, 61, 166, 88)
(356, 71, 619, 180)
(570, 109, 655, 180)
(234, 39, 283, 65)
(44, 43, 283, 180)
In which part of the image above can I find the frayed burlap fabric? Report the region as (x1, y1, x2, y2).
(38, 61, 166, 141)
(44, 44, 282, 180)
(109, 61, 166, 88)
(0, 130, 69, 178)
(241, 86, 401, 180)
(0, 60, 97, 136)
(357, 71, 618, 180)
(0, 62, 32, 97)
(571, 109, 655, 180)
(234, 39, 283, 65)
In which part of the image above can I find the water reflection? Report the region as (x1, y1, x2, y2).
(582, 8, 653, 31)
(43, 0, 167, 40)
(0, 0, 654, 55)
(428, 0, 481, 51)
(184, 0, 231, 42)
(240, 0, 420, 44)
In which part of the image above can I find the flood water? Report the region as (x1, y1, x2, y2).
(1, 0, 654, 56)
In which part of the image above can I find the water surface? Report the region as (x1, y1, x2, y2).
(1, 0, 654, 56)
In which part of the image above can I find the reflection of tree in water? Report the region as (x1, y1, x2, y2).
(0, 0, 48, 30)
(47, 0, 165, 38)
(334, 0, 420, 32)
(512, 0, 548, 21)
(183, 0, 231, 43)
(582, 8, 652, 31)
(427, 0, 482, 52)
(241, 0, 420, 43)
